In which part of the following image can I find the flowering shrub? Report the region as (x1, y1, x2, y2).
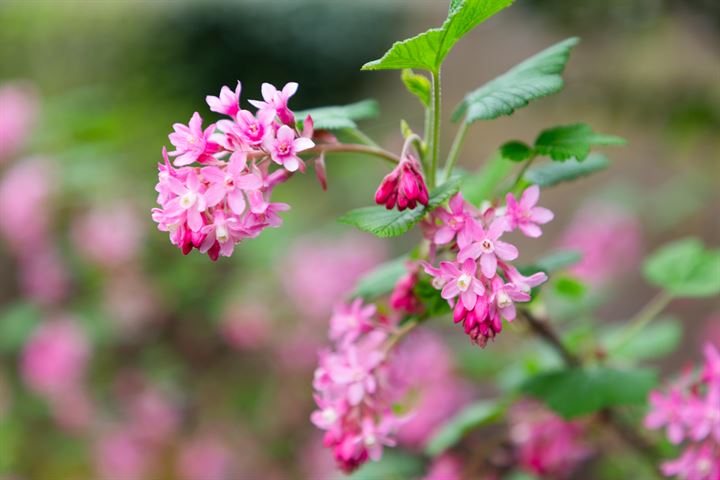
(149, 1, 720, 477)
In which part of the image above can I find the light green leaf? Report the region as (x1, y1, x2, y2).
(604, 318, 683, 361)
(295, 99, 379, 130)
(352, 256, 408, 300)
(461, 151, 513, 204)
(338, 177, 461, 238)
(452, 37, 579, 123)
(500, 140, 534, 162)
(554, 276, 586, 299)
(521, 367, 657, 419)
(643, 238, 720, 298)
(425, 400, 506, 456)
(534, 123, 626, 161)
(362, 0, 514, 72)
(524, 153, 609, 187)
(401, 69, 431, 107)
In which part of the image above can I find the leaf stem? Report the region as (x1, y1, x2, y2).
(509, 155, 536, 192)
(384, 318, 419, 355)
(608, 291, 674, 354)
(342, 128, 380, 148)
(428, 70, 442, 189)
(294, 143, 401, 165)
(444, 119, 469, 179)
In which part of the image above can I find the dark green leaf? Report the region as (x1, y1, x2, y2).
(362, 0, 514, 72)
(604, 318, 683, 361)
(352, 256, 408, 300)
(338, 177, 461, 238)
(425, 400, 506, 456)
(643, 238, 720, 297)
(534, 123, 626, 161)
(524, 153, 609, 187)
(401, 69, 431, 107)
(295, 99, 379, 130)
(453, 37, 579, 123)
(461, 152, 513, 204)
(521, 367, 657, 419)
(500, 140, 534, 162)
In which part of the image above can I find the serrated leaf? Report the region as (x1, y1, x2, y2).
(461, 151, 512, 204)
(524, 153, 609, 187)
(453, 37, 579, 123)
(338, 177, 461, 238)
(353, 256, 408, 300)
(401, 69, 431, 107)
(604, 318, 682, 361)
(500, 140, 534, 162)
(521, 367, 657, 419)
(295, 99, 379, 131)
(534, 123, 626, 161)
(362, 0, 514, 72)
(643, 238, 720, 298)
(425, 400, 506, 456)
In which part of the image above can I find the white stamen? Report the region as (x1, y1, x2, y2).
(497, 290, 512, 308)
(179, 191, 197, 209)
(457, 273, 472, 292)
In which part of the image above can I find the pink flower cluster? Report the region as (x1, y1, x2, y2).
(645, 343, 720, 480)
(375, 154, 429, 211)
(311, 299, 402, 473)
(421, 186, 553, 346)
(509, 400, 591, 478)
(152, 82, 315, 260)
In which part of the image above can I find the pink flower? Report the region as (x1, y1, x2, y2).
(645, 388, 688, 444)
(504, 265, 548, 292)
(221, 302, 272, 351)
(21, 316, 89, 398)
(127, 388, 180, 446)
(661, 443, 720, 480)
(202, 152, 262, 214)
(18, 245, 70, 306)
(0, 83, 39, 161)
(264, 124, 314, 172)
(206, 81, 241, 117)
(72, 204, 143, 268)
(458, 218, 518, 278)
(249, 82, 298, 125)
(434, 192, 479, 248)
(390, 263, 423, 314)
(95, 429, 149, 480)
(489, 276, 530, 323)
(438, 258, 485, 310)
(161, 169, 208, 232)
(505, 185, 554, 237)
(423, 454, 463, 480)
(702, 342, 720, 385)
(374, 155, 429, 211)
(168, 112, 221, 166)
(177, 436, 232, 480)
(233, 109, 275, 146)
(329, 298, 377, 346)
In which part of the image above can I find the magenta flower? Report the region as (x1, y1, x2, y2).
(489, 276, 531, 322)
(423, 454, 463, 480)
(505, 185, 554, 237)
(168, 112, 221, 166)
(329, 298, 377, 346)
(458, 218, 518, 278)
(264, 124, 314, 172)
(206, 81, 241, 117)
(202, 152, 262, 215)
(233, 109, 275, 146)
(505, 264, 548, 292)
(645, 388, 688, 444)
(702, 342, 720, 385)
(661, 443, 719, 480)
(161, 170, 208, 232)
(249, 81, 298, 125)
(72, 204, 143, 268)
(434, 192, 480, 249)
(374, 155, 429, 211)
(686, 385, 720, 443)
(390, 263, 423, 314)
(438, 258, 485, 310)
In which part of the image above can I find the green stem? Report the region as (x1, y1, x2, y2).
(383, 318, 419, 355)
(343, 128, 380, 147)
(293, 143, 400, 165)
(444, 119, 469, 179)
(509, 155, 536, 192)
(428, 70, 442, 188)
(609, 291, 674, 353)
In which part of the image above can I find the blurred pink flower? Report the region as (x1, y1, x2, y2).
(95, 428, 150, 480)
(559, 201, 642, 285)
(127, 387, 180, 446)
(102, 270, 159, 337)
(0, 83, 39, 161)
(423, 454, 463, 480)
(72, 204, 143, 268)
(18, 245, 70, 306)
(221, 302, 272, 350)
(21, 316, 89, 399)
(177, 436, 233, 480)
(49, 389, 94, 433)
(283, 234, 386, 320)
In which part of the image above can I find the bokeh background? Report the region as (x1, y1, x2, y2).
(0, 1, 718, 479)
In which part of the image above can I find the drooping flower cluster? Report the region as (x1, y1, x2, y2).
(645, 343, 720, 480)
(375, 154, 429, 211)
(152, 82, 315, 260)
(311, 300, 403, 473)
(421, 186, 553, 346)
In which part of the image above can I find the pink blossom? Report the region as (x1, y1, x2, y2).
(168, 112, 221, 166)
(206, 81, 241, 117)
(438, 258, 485, 310)
(505, 185, 554, 237)
(423, 454, 463, 480)
(0, 83, 39, 161)
(177, 436, 232, 480)
(702, 343, 720, 385)
(263, 124, 314, 172)
(329, 298, 377, 346)
(249, 82, 298, 125)
(160, 169, 209, 232)
(374, 155, 429, 211)
(127, 388, 180, 446)
(646, 388, 689, 444)
(504, 264, 548, 293)
(18, 245, 70, 305)
(390, 262, 423, 314)
(434, 192, 480, 248)
(458, 218, 518, 278)
(202, 152, 262, 214)
(72, 204, 143, 268)
(661, 443, 720, 480)
(21, 316, 89, 398)
(489, 276, 530, 323)
(95, 429, 149, 480)
(220, 302, 272, 350)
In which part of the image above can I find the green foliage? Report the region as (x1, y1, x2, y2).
(425, 400, 506, 456)
(414, 277, 452, 317)
(500, 140, 534, 162)
(362, 0, 514, 73)
(338, 177, 461, 238)
(643, 237, 720, 297)
(348, 451, 423, 480)
(524, 153, 609, 187)
(460, 152, 513, 204)
(604, 318, 683, 361)
(553, 276, 586, 299)
(352, 256, 408, 300)
(452, 37, 579, 123)
(401, 69, 431, 107)
(519, 249, 582, 277)
(534, 123, 626, 161)
(521, 367, 657, 419)
(0, 303, 41, 354)
(295, 99, 379, 130)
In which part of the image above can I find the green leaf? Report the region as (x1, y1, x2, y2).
(348, 451, 423, 480)
(533, 249, 583, 273)
(534, 123, 626, 161)
(414, 276, 452, 317)
(401, 69, 431, 107)
(524, 153, 609, 187)
(425, 400, 506, 456)
(554, 276, 586, 299)
(461, 151, 513, 204)
(338, 177, 461, 238)
(295, 99, 379, 130)
(604, 318, 683, 361)
(362, 0, 514, 72)
(643, 238, 720, 297)
(521, 367, 657, 419)
(500, 140, 534, 162)
(452, 37, 579, 123)
(352, 256, 408, 300)
(0, 302, 41, 354)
